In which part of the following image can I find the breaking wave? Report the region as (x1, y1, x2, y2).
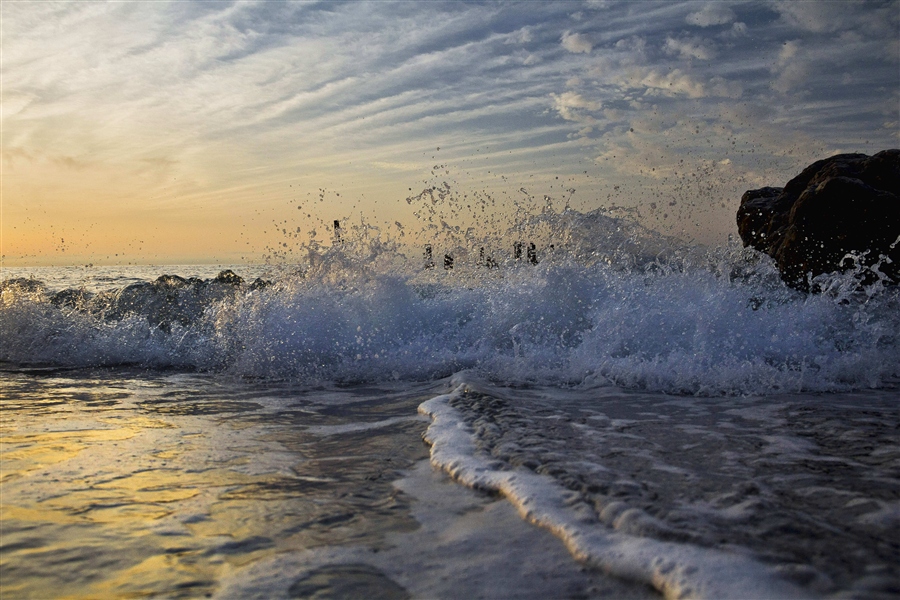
(2, 208, 898, 396)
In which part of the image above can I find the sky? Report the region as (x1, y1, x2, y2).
(2, 0, 898, 266)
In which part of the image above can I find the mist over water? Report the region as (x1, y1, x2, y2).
(2, 206, 898, 396)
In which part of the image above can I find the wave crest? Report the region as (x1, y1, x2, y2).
(3, 209, 898, 395)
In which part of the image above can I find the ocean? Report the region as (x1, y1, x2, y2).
(1, 209, 898, 599)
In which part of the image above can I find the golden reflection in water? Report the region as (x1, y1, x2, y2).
(1, 429, 135, 482)
(0, 374, 426, 598)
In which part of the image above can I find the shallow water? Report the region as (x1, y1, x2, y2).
(422, 375, 900, 599)
(0, 367, 657, 599)
(0, 368, 431, 598)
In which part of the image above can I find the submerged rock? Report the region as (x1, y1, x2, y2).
(736, 149, 900, 290)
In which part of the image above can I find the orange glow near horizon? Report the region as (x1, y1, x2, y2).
(1, 152, 424, 266)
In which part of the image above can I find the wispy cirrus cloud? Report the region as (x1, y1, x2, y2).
(2, 0, 897, 263)
(685, 4, 736, 27)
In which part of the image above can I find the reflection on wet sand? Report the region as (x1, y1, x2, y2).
(0, 371, 431, 599)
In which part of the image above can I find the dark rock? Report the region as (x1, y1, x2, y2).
(0, 278, 47, 295)
(737, 150, 900, 290)
(249, 277, 272, 290)
(104, 271, 246, 330)
(214, 270, 244, 285)
(154, 274, 188, 288)
(50, 288, 94, 309)
(30, 270, 261, 332)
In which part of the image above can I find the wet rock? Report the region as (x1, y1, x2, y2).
(736, 149, 900, 290)
(105, 271, 248, 330)
(154, 274, 189, 288)
(50, 288, 94, 309)
(1, 278, 47, 295)
(28, 270, 267, 331)
(214, 269, 244, 286)
(249, 277, 272, 290)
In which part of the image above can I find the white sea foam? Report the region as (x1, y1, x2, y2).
(418, 374, 899, 598)
(2, 209, 898, 396)
(419, 377, 812, 600)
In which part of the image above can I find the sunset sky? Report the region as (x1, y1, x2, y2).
(2, 0, 897, 266)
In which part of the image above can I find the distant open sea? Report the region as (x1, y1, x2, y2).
(2, 214, 898, 598)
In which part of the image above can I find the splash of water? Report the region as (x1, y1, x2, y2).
(2, 206, 898, 396)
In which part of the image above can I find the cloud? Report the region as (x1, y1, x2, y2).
(52, 156, 91, 170)
(685, 4, 736, 27)
(141, 157, 179, 168)
(598, 66, 741, 100)
(561, 31, 593, 54)
(1, 146, 36, 166)
(770, 40, 808, 93)
(773, 0, 900, 38)
(604, 36, 649, 69)
(631, 68, 708, 98)
(3, 0, 898, 258)
(505, 27, 533, 44)
(663, 35, 717, 60)
(708, 76, 743, 99)
(551, 91, 602, 123)
(721, 22, 749, 38)
(777, 40, 800, 64)
(369, 160, 422, 172)
(1, 92, 38, 119)
(772, 2, 846, 33)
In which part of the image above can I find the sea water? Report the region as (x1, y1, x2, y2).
(1, 208, 898, 599)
